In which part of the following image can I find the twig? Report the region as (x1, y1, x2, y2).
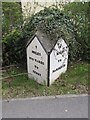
(1, 73, 28, 80)
(0, 64, 18, 70)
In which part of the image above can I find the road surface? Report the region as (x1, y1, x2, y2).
(2, 94, 88, 118)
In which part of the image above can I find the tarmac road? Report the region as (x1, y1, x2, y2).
(2, 94, 88, 118)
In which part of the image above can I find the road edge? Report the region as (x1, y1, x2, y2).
(3, 94, 88, 102)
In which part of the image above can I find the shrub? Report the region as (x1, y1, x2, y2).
(23, 7, 78, 62)
(2, 2, 23, 37)
(2, 7, 81, 66)
(63, 2, 90, 61)
(2, 29, 26, 66)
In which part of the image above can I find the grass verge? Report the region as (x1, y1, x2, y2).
(2, 62, 89, 99)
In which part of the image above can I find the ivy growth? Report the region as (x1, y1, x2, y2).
(2, 7, 81, 66)
(23, 7, 79, 62)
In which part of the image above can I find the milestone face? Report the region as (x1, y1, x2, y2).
(53, 39, 68, 65)
(49, 38, 69, 84)
(27, 35, 69, 85)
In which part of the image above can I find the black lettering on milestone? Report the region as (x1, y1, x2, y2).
(52, 64, 65, 73)
(29, 57, 34, 60)
(34, 58, 44, 65)
(32, 50, 41, 56)
(33, 70, 41, 76)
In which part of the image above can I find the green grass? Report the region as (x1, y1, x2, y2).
(2, 62, 89, 99)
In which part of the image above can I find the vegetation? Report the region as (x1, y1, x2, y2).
(2, 2, 23, 37)
(2, 29, 25, 66)
(28, 7, 78, 61)
(2, 2, 89, 99)
(2, 7, 78, 66)
(2, 2, 89, 66)
(2, 2, 23, 66)
(2, 62, 88, 99)
(63, 2, 90, 61)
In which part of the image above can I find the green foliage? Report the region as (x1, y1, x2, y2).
(23, 7, 78, 62)
(3, 4, 89, 65)
(63, 2, 90, 61)
(2, 2, 23, 37)
(2, 62, 88, 99)
(2, 2, 24, 65)
(2, 29, 26, 65)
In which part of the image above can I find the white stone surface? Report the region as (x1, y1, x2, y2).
(27, 36, 68, 85)
(50, 38, 68, 85)
(27, 37, 48, 84)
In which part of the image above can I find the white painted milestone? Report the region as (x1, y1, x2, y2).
(50, 38, 69, 85)
(27, 36, 48, 84)
(26, 31, 69, 86)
